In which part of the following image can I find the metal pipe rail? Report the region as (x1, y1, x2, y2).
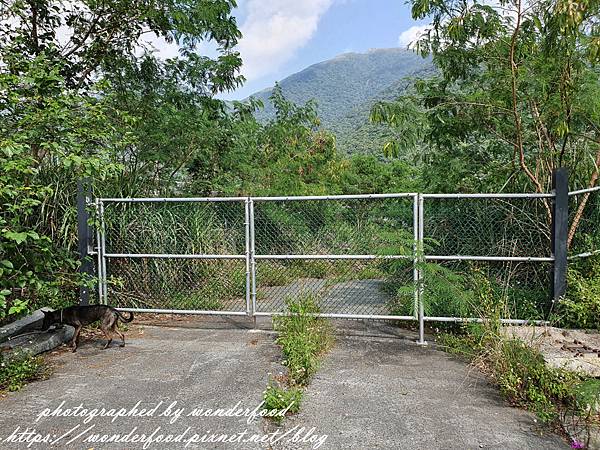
(254, 254, 413, 260)
(424, 316, 549, 325)
(98, 196, 246, 203)
(422, 192, 555, 199)
(104, 253, 246, 260)
(251, 193, 417, 201)
(568, 186, 600, 196)
(90, 186, 595, 345)
(253, 312, 417, 320)
(116, 308, 248, 316)
(424, 255, 554, 262)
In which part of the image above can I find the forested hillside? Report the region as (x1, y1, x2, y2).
(247, 48, 433, 155)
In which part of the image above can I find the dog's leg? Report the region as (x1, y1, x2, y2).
(100, 326, 112, 350)
(107, 313, 125, 347)
(114, 325, 126, 347)
(100, 323, 112, 349)
(71, 325, 82, 352)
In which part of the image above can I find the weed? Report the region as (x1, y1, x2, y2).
(274, 293, 333, 386)
(0, 351, 49, 392)
(262, 293, 333, 424)
(170, 292, 224, 311)
(262, 383, 303, 424)
(438, 281, 599, 443)
(259, 262, 294, 287)
(558, 256, 600, 329)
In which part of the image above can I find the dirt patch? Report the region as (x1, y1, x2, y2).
(505, 326, 600, 376)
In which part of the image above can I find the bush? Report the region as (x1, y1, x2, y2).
(0, 351, 48, 392)
(558, 256, 600, 329)
(262, 384, 303, 424)
(274, 293, 333, 386)
(436, 323, 486, 359)
(1, 58, 124, 323)
(492, 339, 581, 423)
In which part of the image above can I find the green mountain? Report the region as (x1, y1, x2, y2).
(247, 48, 434, 155)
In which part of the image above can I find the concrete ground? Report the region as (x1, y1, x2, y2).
(272, 320, 568, 450)
(506, 325, 600, 377)
(0, 317, 567, 449)
(259, 278, 392, 315)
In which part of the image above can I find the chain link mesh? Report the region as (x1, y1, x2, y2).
(107, 258, 247, 311)
(253, 198, 414, 256)
(253, 197, 415, 316)
(423, 197, 551, 258)
(569, 190, 600, 257)
(101, 200, 247, 311)
(96, 191, 597, 321)
(420, 260, 553, 320)
(255, 258, 414, 315)
(103, 201, 246, 255)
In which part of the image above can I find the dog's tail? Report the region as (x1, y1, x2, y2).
(114, 310, 134, 323)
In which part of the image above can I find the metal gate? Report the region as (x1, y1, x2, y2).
(92, 184, 596, 343)
(95, 193, 418, 320)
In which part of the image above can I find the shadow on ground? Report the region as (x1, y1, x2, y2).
(0, 317, 567, 449)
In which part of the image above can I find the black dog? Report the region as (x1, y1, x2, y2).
(42, 306, 134, 352)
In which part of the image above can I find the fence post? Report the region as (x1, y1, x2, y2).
(249, 198, 257, 327)
(244, 198, 251, 318)
(77, 178, 93, 305)
(416, 193, 427, 346)
(551, 168, 569, 306)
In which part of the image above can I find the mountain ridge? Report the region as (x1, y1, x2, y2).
(246, 48, 434, 155)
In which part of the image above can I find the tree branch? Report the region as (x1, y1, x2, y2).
(568, 147, 600, 248)
(509, 0, 545, 195)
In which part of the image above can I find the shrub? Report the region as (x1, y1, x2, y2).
(436, 323, 485, 359)
(262, 384, 303, 424)
(274, 293, 333, 386)
(492, 338, 581, 423)
(558, 256, 600, 329)
(0, 351, 48, 392)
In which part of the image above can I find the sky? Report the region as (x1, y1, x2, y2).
(215, 0, 429, 100)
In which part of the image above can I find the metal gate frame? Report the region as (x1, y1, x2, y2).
(249, 193, 419, 325)
(95, 194, 420, 316)
(91, 181, 590, 345)
(95, 196, 251, 317)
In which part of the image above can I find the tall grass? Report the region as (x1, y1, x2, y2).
(104, 199, 415, 311)
(273, 293, 333, 386)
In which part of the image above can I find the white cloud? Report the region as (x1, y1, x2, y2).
(236, 0, 335, 81)
(398, 24, 430, 49)
(143, 35, 181, 59)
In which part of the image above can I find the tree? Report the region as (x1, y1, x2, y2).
(0, 0, 244, 319)
(0, 0, 243, 90)
(206, 85, 342, 197)
(0, 55, 125, 317)
(371, 0, 600, 242)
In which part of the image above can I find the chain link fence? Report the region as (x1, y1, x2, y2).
(420, 194, 554, 322)
(97, 198, 250, 315)
(91, 187, 599, 336)
(423, 196, 551, 258)
(252, 195, 415, 318)
(569, 188, 600, 258)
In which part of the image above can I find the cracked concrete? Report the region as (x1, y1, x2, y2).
(0, 317, 568, 449)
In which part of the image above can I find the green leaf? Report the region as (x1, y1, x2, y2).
(4, 231, 28, 244)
